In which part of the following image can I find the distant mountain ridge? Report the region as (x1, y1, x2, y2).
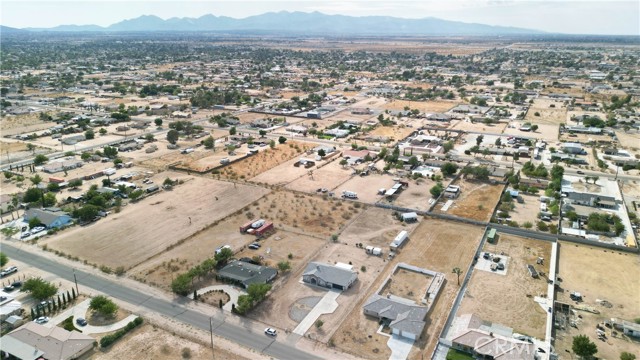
(22, 11, 543, 35)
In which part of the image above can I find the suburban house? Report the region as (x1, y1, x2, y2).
(302, 262, 358, 290)
(1, 322, 95, 360)
(23, 208, 72, 229)
(286, 125, 308, 135)
(426, 113, 451, 121)
(216, 260, 277, 289)
(561, 143, 586, 155)
(0, 291, 23, 322)
(324, 128, 349, 138)
(42, 159, 84, 174)
(562, 190, 618, 209)
(342, 149, 372, 164)
(363, 294, 428, 340)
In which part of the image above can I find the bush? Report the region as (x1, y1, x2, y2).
(100, 317, 143, 348)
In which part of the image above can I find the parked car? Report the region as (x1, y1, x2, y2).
(11, 281, 22, 288)
(31, 226, 46, 234)
(264, 327, 277, 336)
(34, 316, 50, 324)
(577, 170, 585, 174)
(248, 243, 261, 250)
(76, 318, 87, 326)
(3, 285, 15, 292)
(1, 266, 18, 277)
(20, 232, 31, 239)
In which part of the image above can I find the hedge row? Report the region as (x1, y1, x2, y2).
(99, 317, 143, 348)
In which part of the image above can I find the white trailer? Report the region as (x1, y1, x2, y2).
(390, 230, 409, 250)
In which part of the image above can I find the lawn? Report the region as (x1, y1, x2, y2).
(446, 348, 474, 360)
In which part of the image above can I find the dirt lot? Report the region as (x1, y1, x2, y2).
(1, 112, 57, 135)
(91, 324, 246, 360)
(335, 173, 397, 205)
(367, 125, 414, 141)
(503, 121, 559, 143)
(250, 155, 315, 186)
(449, 119, 508, 134)
(553, 242, 640, 360)
(458, 233, 551, 339)
(509, 194, 554, 228)
(524, 98, 568, 125)
(338, 207, 419, 248)
(286, 159, 353, 194)
(434, 178, 504, 222)
(384, 100, 458, 113)
(381, 267, 432, 304)
(614, 129, 640, 151)
(332, 219, 484, 359)
(387, 177, 438, 212)
(218, 141, 311, 180)
(44, 175, 269, 269)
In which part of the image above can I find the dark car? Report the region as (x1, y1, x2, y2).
(3, 285, 14, 292)
(76, 318, 88, 326)
(11, 281, 22, 288)
(577, 170, 585, 175)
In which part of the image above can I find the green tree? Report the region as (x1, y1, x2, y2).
(0, 252, 8, 267)
(154, 118, 163, 127)
(30, 174, 43, 186)
(22, 277, 58, 301)
(452, 267, 463, 286)
(259, 130, 267, 137)
(89, 295, 118, 318)
(278, 136, 287, 144)
(495, 138, 502, 147)
(171, 273, 193, 296)
(47, 182, 60, 192)
(3, 171, 14, 181)
(33, 154, 49, 166)
(42, 192, 57, 207)
(443, 141, 454, 153)
(85, 129, 95, 140)
(620, 352, 636, 360)
(129, 189, 144, 201)
(23, 188, 44, 203)
(277, 261, 291, 272)
(166, 129, 179, 145)
(572, 334, 597, 359)
(430, 182, 444, 198)
(68, 179, 83, 189)
(315, 319, 324, 329)
(441, 162, 459, 176)
(214, 247, 234, 264)
(203, 136, 215, 149)
(77, 204, 99, 222)
(476, 135, 484, 146)
(103, 146, 118, 158)
(229, 126, 237, 136)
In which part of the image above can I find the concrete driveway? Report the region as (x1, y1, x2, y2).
(48, 298, 138, 334)
(293, 289, 340, 336)
(387, 334, 415, 360)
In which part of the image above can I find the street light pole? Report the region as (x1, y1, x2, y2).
(209, 317, 215, 360)
(73, 269, 79, 294)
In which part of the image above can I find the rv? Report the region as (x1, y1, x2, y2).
(342, 191, 358, 199)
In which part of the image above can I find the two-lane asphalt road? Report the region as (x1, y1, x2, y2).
(1, 242, 320, 360)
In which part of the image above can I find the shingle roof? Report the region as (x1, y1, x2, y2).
(6, 322, 94, 360)
(24, 209, 69, 227)
(364, 295, 428, 335)
(303, 262, 357, 288)
(217, 260, 277, 287)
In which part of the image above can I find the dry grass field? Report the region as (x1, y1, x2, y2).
(250, 155, 313, 186)
(524, 98, 568, 125)
(434, 178, 504, 222)
(449, 119, 508, 133)
(553, 242, 640, 360)
(614, 130, 640, 150)
(0, 112, 56, 135)
(380, 267, 432, 304)
(458, 233, 551, 339)
(44, 175, 269, 269)
(390, 177, 439, 211)
(218, 141, 311, 180)
(367, 125, 415, 141)
(286, 160, 353, 194)
(332, 219, 484, 359)
(384, 100, 458, 113)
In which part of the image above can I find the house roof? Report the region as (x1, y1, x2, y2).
(23, 209, 70, 227)
(5, 322, 94, 360)
(452, 329, 535, 359)
(363, 294, 428, 335)
(303, 262, 357, 288)
(217, 260, 277, 287)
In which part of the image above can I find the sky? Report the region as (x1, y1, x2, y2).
(1, 0, 639, 35)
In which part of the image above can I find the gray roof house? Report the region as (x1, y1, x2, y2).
(302, 262, 357, 290)
(363, 294, 428, 340)
(216, 260, 277, 289)
(23, 208, 72, 229)
(2, 322, 95, 360)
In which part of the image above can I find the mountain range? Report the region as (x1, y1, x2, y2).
(18, 11, 543, 35)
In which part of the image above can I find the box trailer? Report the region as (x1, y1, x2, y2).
(390, 230, 409, 250)
(255, 222, 274, 237)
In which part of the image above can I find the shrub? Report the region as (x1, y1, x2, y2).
(100, 317, 143, 348)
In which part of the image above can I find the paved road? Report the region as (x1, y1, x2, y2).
(1, 242, 320, 360)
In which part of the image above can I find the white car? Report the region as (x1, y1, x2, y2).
(264, 327, 277, 336)
(34, 316, 50, 324)
(31, 226, 46, 234)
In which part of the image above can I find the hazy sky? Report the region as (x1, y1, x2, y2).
(2, 0, 639, 35)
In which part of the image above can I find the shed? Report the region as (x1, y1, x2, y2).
(487, 229, 497, 243)
(401, 212, 418, 222)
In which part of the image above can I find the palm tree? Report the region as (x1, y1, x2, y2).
(452, 267, 463, 286)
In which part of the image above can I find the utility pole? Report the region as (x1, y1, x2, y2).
(209, 317, 215, 360)
(73, 269, 79, 294)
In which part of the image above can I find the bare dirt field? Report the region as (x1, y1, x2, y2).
(332, 219, 485, 360)
(1, 113, 56, 135)
(434, 178, 504, 222)
(384, 100, 458, 113)
(44, 175, 269, 269)
(250, 155, 315, 186)
(218, 141, 311, 180)
(614, 130, 640, 150)
(387, 177, 438, 212)
(286, 159, 353, 194)
(503, 122, 559, 143)
(553, 242, 640, 360)
(449, 119, 508, 134)
(367, 125, 414, 141)
(91, 324, 246, 360)
(509, 194, 554, 228)
(458, 233, 551, 339)
(335, 174, 397, 204)
(338, 207, 419, 248)
(381, 267, 432, 304)
(524, 98, 568, 125)
(0, 140, 30, 154)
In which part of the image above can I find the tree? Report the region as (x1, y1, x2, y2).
(0, 252, 8, 267)
(214, 247, 234, 264)
(203, 136, 215, 149)
(99, 128, 107, 136)
(33, 154, 49, 166)
(68, 179, 83, 189)
(166, 129, 179, 145)
(620, 352, 636, 360)
(430, 182, 444, 198)
(103, 146, 118, 158)
(443, 141, 454, 153)
(129, 189, 144, 201)
(23, 188, 44, 203)
(315, 319, 324, 329)
(495, 138, 502, 147)
(317, 149, 326, 157)
(246, 283, 271, 302)
(30, 174, 43, 186)
(3, 171, 14, 181)
(441, 162, 459, 176)
(476, 135, 484, 146)
(572, 335, 597, 359)
(171, 273, 193, 296)
(84, 129, 95, 140)
(531, 124, 539, 132)
(592, 176, 599, 184)
(154, 118, 163, 127)
(47, 182, 60, 192)
(89, 295, 118, 318)
(278, 136, 287, 144)
(28, 217, 42, 228)
(269, 140, 276, 149)
(22, 277, 58, 301)
(259, 130, 267, 137)
(277, 261, 291, 272)
(77, 204, 99, 222)
(229, 126, 237, 136)
(452, 267, 463, 286)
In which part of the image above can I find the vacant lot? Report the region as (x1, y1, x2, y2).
(614, 130, 640, 150)
(525, 98, 568, 125)
(286, 160, 353, 194)
(367, 125, 414, 141)
(333, 219, 484, 359)
(1, 112, 56, 135)
(384, 100, 458, 113)
(389, 177, 438, 211)
(91, 324, 246, 360)
(381, 267, 432, 304)
(503, 121, 559, 143)
(458, 233, 551, 339)
(449, 120, 508, 134)
(336, 173, 397, 204)
(434, 178, 504, 222)
(338, 207, 419, 248)
(250, 155, 313, 186)
(509, 194, 555, 228)
(553, 242, 640, 360)
(219, 141, 311, 180)
(45, 175, 269, 269)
